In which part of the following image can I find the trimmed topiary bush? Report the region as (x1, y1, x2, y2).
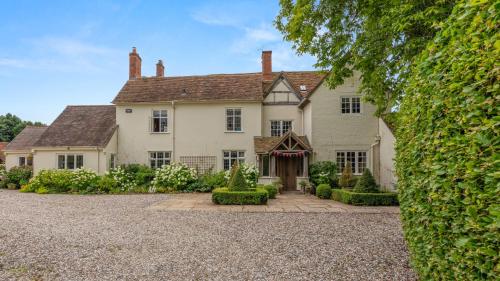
(331, 189, 398, 206)
(227, 164, 249, 191)
(396, 1, 498, 279)
(212, 187, 268, 205)
(316, 184, 332, 199)
(353, 169, 378, 193)
(338, 162, 355, 188)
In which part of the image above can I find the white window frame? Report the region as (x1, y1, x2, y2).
(341, 96, 362, 114)
(225, 108, 242, 132)
(151, 110, 168, 133)
(270, 120, 293, 136)
(223, 150, 245, 170)
(336, 151, 367, 175)
(149, 151, 171, 169)
(57, 154, 84, 170)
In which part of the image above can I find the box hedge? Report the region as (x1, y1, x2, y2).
(316, 184, 332, 199)
(395, 1, 498, 279)
(259, 184, 278, 199)
(212, 187, 268, 205)
(331, 189, 398, 206)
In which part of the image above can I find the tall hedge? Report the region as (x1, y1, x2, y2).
(396, 1, 499, 280)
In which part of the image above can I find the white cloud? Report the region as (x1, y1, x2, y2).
(29, 37, 117, 56)
(230, 24, 280, 54)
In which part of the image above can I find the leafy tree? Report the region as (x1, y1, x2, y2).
(353, 169, 378, 193)
(396, 0, 498, 279)
(0, 113, 45, 142)
(275, 0, 457, 115)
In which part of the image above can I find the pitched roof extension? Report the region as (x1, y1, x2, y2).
(34, 105, 116, 148)
(254, 131, 312, 154)
(5, 126, 48, 151)
(113, 71, 326, 104)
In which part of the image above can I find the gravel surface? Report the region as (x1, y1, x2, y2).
(0, 190, 417, 281)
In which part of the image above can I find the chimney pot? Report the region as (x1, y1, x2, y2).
(129, 47, 142, 80)
(261, 50, 272, 80)
(156, 60, 165, 77)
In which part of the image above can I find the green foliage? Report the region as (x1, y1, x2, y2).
(259, 184, 278, 199)
(276, 0, 458, 115)
(188, 171, 227, 193)
(332, 189, 398, 206)
(339, 162, 355, 188)
(316, 184, 332, 199)
(227, 164, 249, 191)
(212, 187, 268, 205)
(120, 164, 155, 186)
(353, 169, 378, 193)
(23, 169, 74, 193)
(70, 168, 99, 193)
(151, 162, 197, 192)
(395, 1, 499, 279)
(309, 161, 338, 187)
(0, 113, 45, 142)
(5, 166, 32, 188)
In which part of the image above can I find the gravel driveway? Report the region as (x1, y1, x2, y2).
(0, 190, 416, 281)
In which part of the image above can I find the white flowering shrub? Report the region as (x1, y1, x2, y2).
(70, 168, 99, 192)
(152, 162, 197, 192)
(107, 166, 136, 192)
(224, 163, 258, 188)
(0, 164, 6, 178)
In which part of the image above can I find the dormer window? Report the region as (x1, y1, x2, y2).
(341, 97, 361, 114)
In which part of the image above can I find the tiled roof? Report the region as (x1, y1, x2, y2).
(254, 132, 312, 154)
(5, 126, 48, 151)
(113, 71, 326, 104)
(34, 106, 116, 148)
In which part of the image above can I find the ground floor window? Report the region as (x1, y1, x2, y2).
(223, 150, 245, 170)
(18, 156, 26, 166)
(149, 151, 171, 169)
(57, 154, 84, 170)
(259, 154, 270, 176)
(336, 151, 367, 174)
(109, 153, 116, 169)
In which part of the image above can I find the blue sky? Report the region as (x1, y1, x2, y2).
(0, 0, 317, 124)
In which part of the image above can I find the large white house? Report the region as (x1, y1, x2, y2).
(4, 48, 396, 191)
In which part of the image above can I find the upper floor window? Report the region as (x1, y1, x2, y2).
(223, 150, 245, 170)
(226, 108, 242, 132)
(336, 151, 367, 174)
(58, 154, 83, 170)
(271, 120, 292, 136)
(151, 110, 168, 133)
(150, 151, 171, 169)
(341, 97, 361, 114)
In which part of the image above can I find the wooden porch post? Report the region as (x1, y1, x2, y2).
(271, 155, 276, 177)
(303, 153, 308, 177)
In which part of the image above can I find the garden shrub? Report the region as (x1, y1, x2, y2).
(353, 169, 378, 193)
(316, 184, 332, 199)
(120, 164, 155, 186)
(224, 163, 258, 188)
(107, 166, 137, 192)
(212, 187, 268, 205)
(227, 164, 249, 191)
(331, 189, 398, 206)
(70, 168, 99, 193)
(396, 1, 498, 279)
(23, 169, 74, 193)
(309, 161, 338, 187)
(151, 162, 196, 192)
(338, 162, 355, 188)
(5, 166, 32, 188)
(260, 184, 277, 199)
(187, 171, 227, 193)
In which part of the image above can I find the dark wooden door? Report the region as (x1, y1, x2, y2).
(277, 158, 297, 191)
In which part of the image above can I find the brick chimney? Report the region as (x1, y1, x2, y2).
(129, 47, 142, 80)
(261, 50, 272, 80)
(156, 60, 165, 77)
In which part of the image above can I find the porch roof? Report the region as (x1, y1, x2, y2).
(254, 132, 312, 154)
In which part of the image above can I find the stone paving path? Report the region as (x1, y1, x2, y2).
(149, 192, 400, 213)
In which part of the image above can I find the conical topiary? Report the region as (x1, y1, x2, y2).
(354, 169, 378, 193)
(339, 162, 353, 188)
(227, 163, 249, 191)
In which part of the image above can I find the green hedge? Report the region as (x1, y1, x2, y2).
(316, 184, 332, 199)
(396, 1, 498, 279)
(259, 184, 278, 199)
(331, 189, 398, 206)
(212, 187, 268, 205)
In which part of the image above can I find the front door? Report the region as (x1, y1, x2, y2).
(277, 157, 298, 191)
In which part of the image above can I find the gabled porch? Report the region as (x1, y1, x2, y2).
(254, 131, 312, 191)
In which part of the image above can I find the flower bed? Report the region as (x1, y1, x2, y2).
(212, 187, 268, 205)
(331, 189, 398, 206)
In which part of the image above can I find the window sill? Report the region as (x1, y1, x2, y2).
(224, 131, 244, 133)
(150, 132, 170, 134)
